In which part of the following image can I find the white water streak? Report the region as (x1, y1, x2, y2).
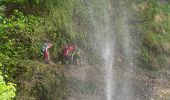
(103, 45, 114, 100)
(85, 0, 134, 100)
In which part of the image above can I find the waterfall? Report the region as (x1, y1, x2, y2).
(68, 0, 151, 100)
(84, 0, 135, 99)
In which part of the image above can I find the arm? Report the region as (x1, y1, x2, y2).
(47, 43, 52, 49)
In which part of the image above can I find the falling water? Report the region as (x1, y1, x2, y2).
(85, 0, 132, 99)
(68, 0, 152, 100)
(103, 42, 114, 100)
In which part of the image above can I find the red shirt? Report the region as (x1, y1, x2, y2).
(63, 45, 76, 56)
(44, 43, 52, 58)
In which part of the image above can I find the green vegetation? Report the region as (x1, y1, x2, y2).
(140, 0, 170, 70)
(0, 63, 16, 100)
(0, 0, 79, 99)
(0, 75, 16, 100)
(0, 0, 170, 99)
(16, 60, 67, 100)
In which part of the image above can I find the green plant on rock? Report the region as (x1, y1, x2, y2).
(0, 63, 16, 100)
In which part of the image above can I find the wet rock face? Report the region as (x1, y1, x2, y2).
(64, 65, 105, 100)
(68, 0, 149, 99)
(64, 64, 155, 100)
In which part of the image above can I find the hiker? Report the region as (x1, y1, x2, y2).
(62, 44, 82, 65)
(62, 45, 76, 64)
(42, 41, 52, 64)
(71, 47, 82, 66)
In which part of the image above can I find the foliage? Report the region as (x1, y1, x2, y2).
(0, 10, 45, 81)
(0, 0, 84, 79)
(1, 0, 87, 59)
(0, 10, 43, 59)
(16, 60, 67, 100)
(0, 63, 16, 100)
(140, 0, 170, 70)
(0, 0, 89, 99)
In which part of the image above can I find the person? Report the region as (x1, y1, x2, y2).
(62, 44, 76, 65)
(71, 47, 82, 66)
(62, 44, 83, 65)
(42, 41, 52, 64)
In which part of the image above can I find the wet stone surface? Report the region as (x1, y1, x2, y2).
(63, 65, 154, 100)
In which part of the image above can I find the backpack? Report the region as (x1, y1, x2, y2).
(41, 46, 46, 52)
(41, 43, 47, 54)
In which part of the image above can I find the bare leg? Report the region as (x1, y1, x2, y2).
(48, 53, 51, 63)
(76, 59, 80, 66)
(45, 58, 48, 64)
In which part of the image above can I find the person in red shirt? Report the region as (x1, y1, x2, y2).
(43, 42, 52, 64)
(62, 44, 83, 65)
(62, 45, 76, 64)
